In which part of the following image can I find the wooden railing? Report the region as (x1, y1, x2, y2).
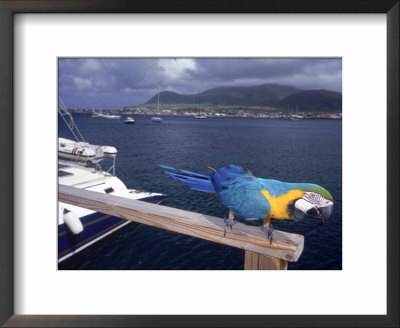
(58, 185, 304, 270)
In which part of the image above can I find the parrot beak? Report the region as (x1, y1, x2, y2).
(318, 203, 333, 225)
(294, 194, 334, 225)
(307, 203, 333, 225)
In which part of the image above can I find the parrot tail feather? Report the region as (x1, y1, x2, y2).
(159, 164, 209, 179)
(159, 164, 215, 193)
(180, 169, 209, 179)
(159, 164, 176, 170)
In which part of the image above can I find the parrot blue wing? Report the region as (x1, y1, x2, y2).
(209, 165, 270, 219)
(210, 164, 253, 193)
(216, 176, 271, 219)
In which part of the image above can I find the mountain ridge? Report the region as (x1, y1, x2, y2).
(145, 83, 342, 112)
(276, 89, 342, 112)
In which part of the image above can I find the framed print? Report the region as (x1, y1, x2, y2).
(56, 57, 341, 271)
(1, 0, 398, 327)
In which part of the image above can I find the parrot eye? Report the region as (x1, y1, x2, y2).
(301, 192, 328, 207)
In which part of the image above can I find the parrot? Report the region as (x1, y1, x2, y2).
(160, 164, 334, 243)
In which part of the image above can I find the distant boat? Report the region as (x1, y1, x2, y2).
(124, 117, 135, 124)
(194, 97, 207, 119)
(151, 117, 162, 123)
(288, 104, 303, 121)
(151, 87, 163, 123)
(193, 115, 207, 119)
(289, 114, 303, 121)
(98, 113, 121, 120)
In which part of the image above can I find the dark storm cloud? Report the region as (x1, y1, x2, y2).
(58, 58, 341, 109)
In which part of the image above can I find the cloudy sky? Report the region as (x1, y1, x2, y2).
(58, 58, 342, 109)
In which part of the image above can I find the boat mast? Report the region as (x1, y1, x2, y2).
(157, 87, 160, 115)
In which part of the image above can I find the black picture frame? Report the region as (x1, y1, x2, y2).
(0, 1, 398, 327)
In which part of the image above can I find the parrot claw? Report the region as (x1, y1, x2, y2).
(261, 224, 274, 245)
(224, 213, 236, 237)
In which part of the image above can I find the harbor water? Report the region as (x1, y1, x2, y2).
(58, 114, 342, 270)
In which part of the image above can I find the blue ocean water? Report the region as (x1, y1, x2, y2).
(58, 114, 342, 270)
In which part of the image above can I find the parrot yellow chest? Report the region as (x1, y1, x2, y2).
(260, 189, 304, 219)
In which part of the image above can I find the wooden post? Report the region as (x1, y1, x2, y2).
(244, 250, 288, 270)
(59, 185, 304, 269)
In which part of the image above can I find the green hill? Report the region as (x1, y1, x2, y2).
(277, 89, 342, 112)
(144, 84, 342, 112)
(145, 83, 302, 107)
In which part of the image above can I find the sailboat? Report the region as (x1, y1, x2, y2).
(193, 99, 207, 119)
(98, 113, 121, 120)
(151, 88, 162, 123)
(289, 104, 303, 121)
(94, 108, 121, 119)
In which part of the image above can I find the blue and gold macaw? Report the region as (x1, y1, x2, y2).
(160, 164, 334, 242)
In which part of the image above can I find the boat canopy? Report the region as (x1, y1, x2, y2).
(58, 138, 118, 160)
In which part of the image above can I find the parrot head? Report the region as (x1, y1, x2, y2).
(291, 191, 334, 225)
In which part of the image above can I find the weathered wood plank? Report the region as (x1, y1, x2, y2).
(58, 185, 304, 262)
